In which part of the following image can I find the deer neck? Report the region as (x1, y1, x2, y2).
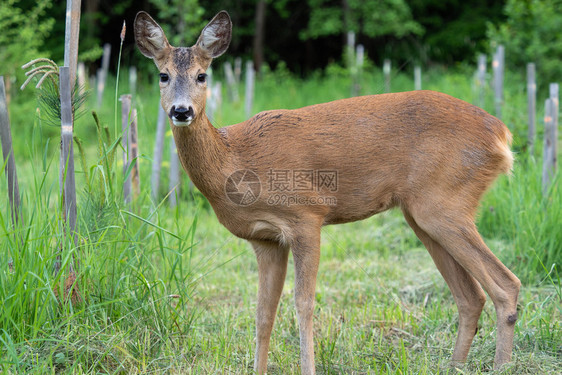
(170, 115, 230, 201)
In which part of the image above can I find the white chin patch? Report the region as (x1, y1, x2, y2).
(172, 118, 193, 127)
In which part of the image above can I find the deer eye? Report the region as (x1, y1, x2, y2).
(197, 73, 207, 83)
(159, 73, 169, 83)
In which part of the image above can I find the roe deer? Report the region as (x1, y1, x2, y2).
(134, 11, 520, 374)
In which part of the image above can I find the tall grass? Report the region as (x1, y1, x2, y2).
(0, 96, 203, 373)
(0, 165, 202, 372)
(479, 157, 561, 284)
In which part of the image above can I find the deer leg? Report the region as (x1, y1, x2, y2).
(251, 240, 290, 375)
(402, 209, 486, 364)
(408, 206, 520, 369)
(291, 226, 321, 375)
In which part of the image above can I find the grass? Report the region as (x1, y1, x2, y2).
(0, 61, 560, 373)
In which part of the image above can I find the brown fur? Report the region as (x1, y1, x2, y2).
(135, 11, 520, 374)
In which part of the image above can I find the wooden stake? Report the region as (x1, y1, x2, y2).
(493, 45, 504, 119)
(206, 67, 215, 119)
(414, 66, 422, 91)
(129, 66, 137, 98)
(169, 136, 180, 207)
(59, 67, 77, 236)
(63, 0, 81, 90)
(224, 62, 239, 102)
(383, 59, 391, 93)
(477, 54, 486, 108)
(234, 57, 242, 84)
(245, 61, 255, 119)
(352, 44, 364, 96)
(549, 83, 559, 174)
(550, 83, 559, 147)
(542, 99, 555, 193)
(121, 94, 132, 204)
(96, 43, 111, 107)
(151, 105, 167, 201)
(527, 63, 536, 152)
(130, 108, 140, 198)
(77, 62, 87, 92)
(0, 76, 21, 227)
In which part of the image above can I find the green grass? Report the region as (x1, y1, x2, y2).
(0, 62, 560, 373)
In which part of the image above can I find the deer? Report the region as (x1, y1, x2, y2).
(134, 10, 520, 374)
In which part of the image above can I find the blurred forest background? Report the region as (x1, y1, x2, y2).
(2, 0, 561, 83)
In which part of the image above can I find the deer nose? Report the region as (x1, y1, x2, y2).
(170, 105, 194, 123)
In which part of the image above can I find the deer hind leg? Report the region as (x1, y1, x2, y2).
(251, 240, 290, 375)
(290, 223, 322, 375)
(402, 209, 486, 364)
(406, 204, 520, 369)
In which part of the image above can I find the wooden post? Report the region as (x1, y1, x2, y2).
(129, 66, 137, 99)
(542, 83, 558, 194)
(130, 108, 140, 198)
(0, 76, 21, 227)
(549, 83, 559, 178)
(77, 62, 87, 92)
(224, 62, 239, 102)
(383, 59, 391, 93)
(207, 81, 222, 121)
(550, 83, 559, 146)
(477, 54, 486, 108)
(234, 57, 242, 84)
(356, 44, 364, 68)
(206, 67, 215, 119)
(96, 43, 111, 107)
(215, 82, 222, 113)
(352, 44, 364, 96)
(169, 137, 180, 207)
(63, 0, 81, 90)
(527, 63, 536, 152)
(245, 61, 255, 119)
(542, 99, 556, 193)
(414, 66, 422, 91)
(493, 45, 504, 119)
(59, 67, 77, 236)
(345, 32, 355, 95)
(151, 105, 167, 201)
(121, 94, 132, 204)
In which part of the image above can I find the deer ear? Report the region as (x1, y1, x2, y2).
(195, 11, 232, 58)
(134, 12, 171, 59)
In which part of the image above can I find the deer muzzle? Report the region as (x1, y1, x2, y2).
(170, 105, 194, 126)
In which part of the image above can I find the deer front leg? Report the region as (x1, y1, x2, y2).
(251, 240, 290, 375)
(291, 227, 321, 375)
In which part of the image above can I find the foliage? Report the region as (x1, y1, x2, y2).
(487, 0, 562, 86)
(35, 77, 88, 127)
(300, 0, 423, 40)
(149, 0, 206, 45)
(408, 0, 506, 64)
(0, 0, 54, 79)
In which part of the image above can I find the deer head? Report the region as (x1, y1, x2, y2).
(134, 11, 232, 127)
